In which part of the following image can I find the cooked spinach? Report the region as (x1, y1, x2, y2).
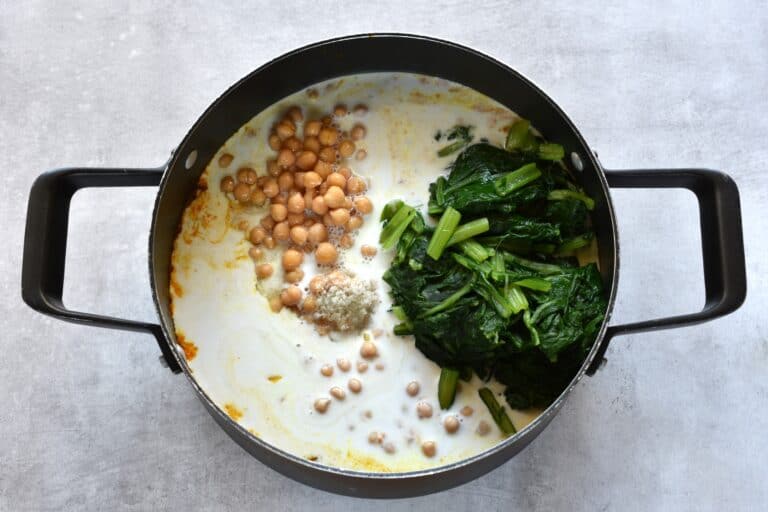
(381, 118, 607, 432)
(436, 125, 475, 157)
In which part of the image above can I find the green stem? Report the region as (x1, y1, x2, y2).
(555, 233, 593, 255)
(514, 278, 552, 292)
(447, 218, 489, 246)
(438, 368, 460, 409)
(506, 285, 529, 314)
(427, 207, 461, 260)
(493, 163, 541, 196)
(419, 280, 474, 318)
(505, 119, 531, 151)
(478, 388, 517, 435)
(547, 189, 595, 210)
(458, 239, 492, 263)
(379, 204, 416, 249)
(538, 143, 565, 161)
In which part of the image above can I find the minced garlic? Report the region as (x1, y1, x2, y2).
(313, 271, 378, 331)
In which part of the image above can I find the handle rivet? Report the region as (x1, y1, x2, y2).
(570, 152, 583, 172)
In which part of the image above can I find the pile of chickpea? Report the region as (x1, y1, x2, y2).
(219, 104, 374, 314)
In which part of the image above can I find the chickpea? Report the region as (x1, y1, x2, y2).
(286, 192, 305, 214)
(318, 146, 337, 164)
(287, 213, 305, 226)
(262, 178, 279, 198)
(303, 171, 322, 189)
(347, 216, 363, 231)
(269, 296, 283, 312)
(368, 432, 383, 444)
(346, 176, 367, 195)
(280, 285, 302, 306)
(250, 188, 266, 206)
(353, 104, 368, 116)
(307, 223, 328, 245)
(323, 186, 346, 209)
(356, 361, 368, 373)
(416, 400, 433, 419)
(406, 381, 420, 397)
(383, 442, 396, 454)
(218, 153, 234, 168)
(336, 358, 351, 372)
(303, 136, 321, 154)
(296, 150, 318, 171)
(289, 225, 308, 245)
(318, 127, 339, 146)
(282, 249, 303, 270)
(354, 196, 373, 215)
(287, 106, 303, 123)
(360, 245, 377, 257)
(271, 193, 286, 205)
(314, 398, 331, 414)
(443, 415, 460, 434)
(320, 364, 334, 377)
(304, 190, 315, 210)
(339, 140, 356, 158)
(267, 159, 280, 177)
(330, 386, 346, 400)
(333, 104, 348, 117)
(278, 171, 294, 192)
(293, 172, 306, 190)
(322, 213, 333, 226)
(248, 247, 264, 261)
(282, 136, 302, 152)
(270, 204, 288, 222)
(256, 263, 274, 279)
(285, 269, 304, 283)
(272, 221, 290, 241)
(421, 441, 437, 458)
(348, 378, 362, 394)
(476, 420, 491, 436)
(276, 120, 295, 140)
(351, 124, 366, 140)
(330, 208, 351, 227)
(314, 160, 333, 178)
(302, 295, 317, 313)
(339, 233, 354, 248)
(276, 149, 295, 169)
(237, 219, 250, 232)
(374, 362, 385, 371)
(263, 236, 276, 249)
(249, 226, 267, 245)
(220, 175, 235, 193)
(325, 172, 347, 190)
(315, 242, 338, 265)
(268, 134, 281, 151)
(233, 183, 251, 202)
(460, 406, 474, 417)
(260, 215, 275, 231)
(343, 197, 353, 210)
(355, 149, 367, 161)
(304, 120, 322, 137)
(360, 341, 378, 359)
(309, 195, 327, 216)
(309, 275, 325, 294)
(337, 166, 352, 179)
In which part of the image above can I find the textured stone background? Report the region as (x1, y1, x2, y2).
(1, 1, 766, 510)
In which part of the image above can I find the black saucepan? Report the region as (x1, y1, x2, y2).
(21, 34, 747, 498)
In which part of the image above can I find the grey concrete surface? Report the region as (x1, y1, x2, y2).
(1, 1, 766, 510)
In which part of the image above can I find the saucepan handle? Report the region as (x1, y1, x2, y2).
(586, 168, 747, 375)
(21, 167, 181, 373)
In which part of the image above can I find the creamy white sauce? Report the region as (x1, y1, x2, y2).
(170, 73, 544, 472)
